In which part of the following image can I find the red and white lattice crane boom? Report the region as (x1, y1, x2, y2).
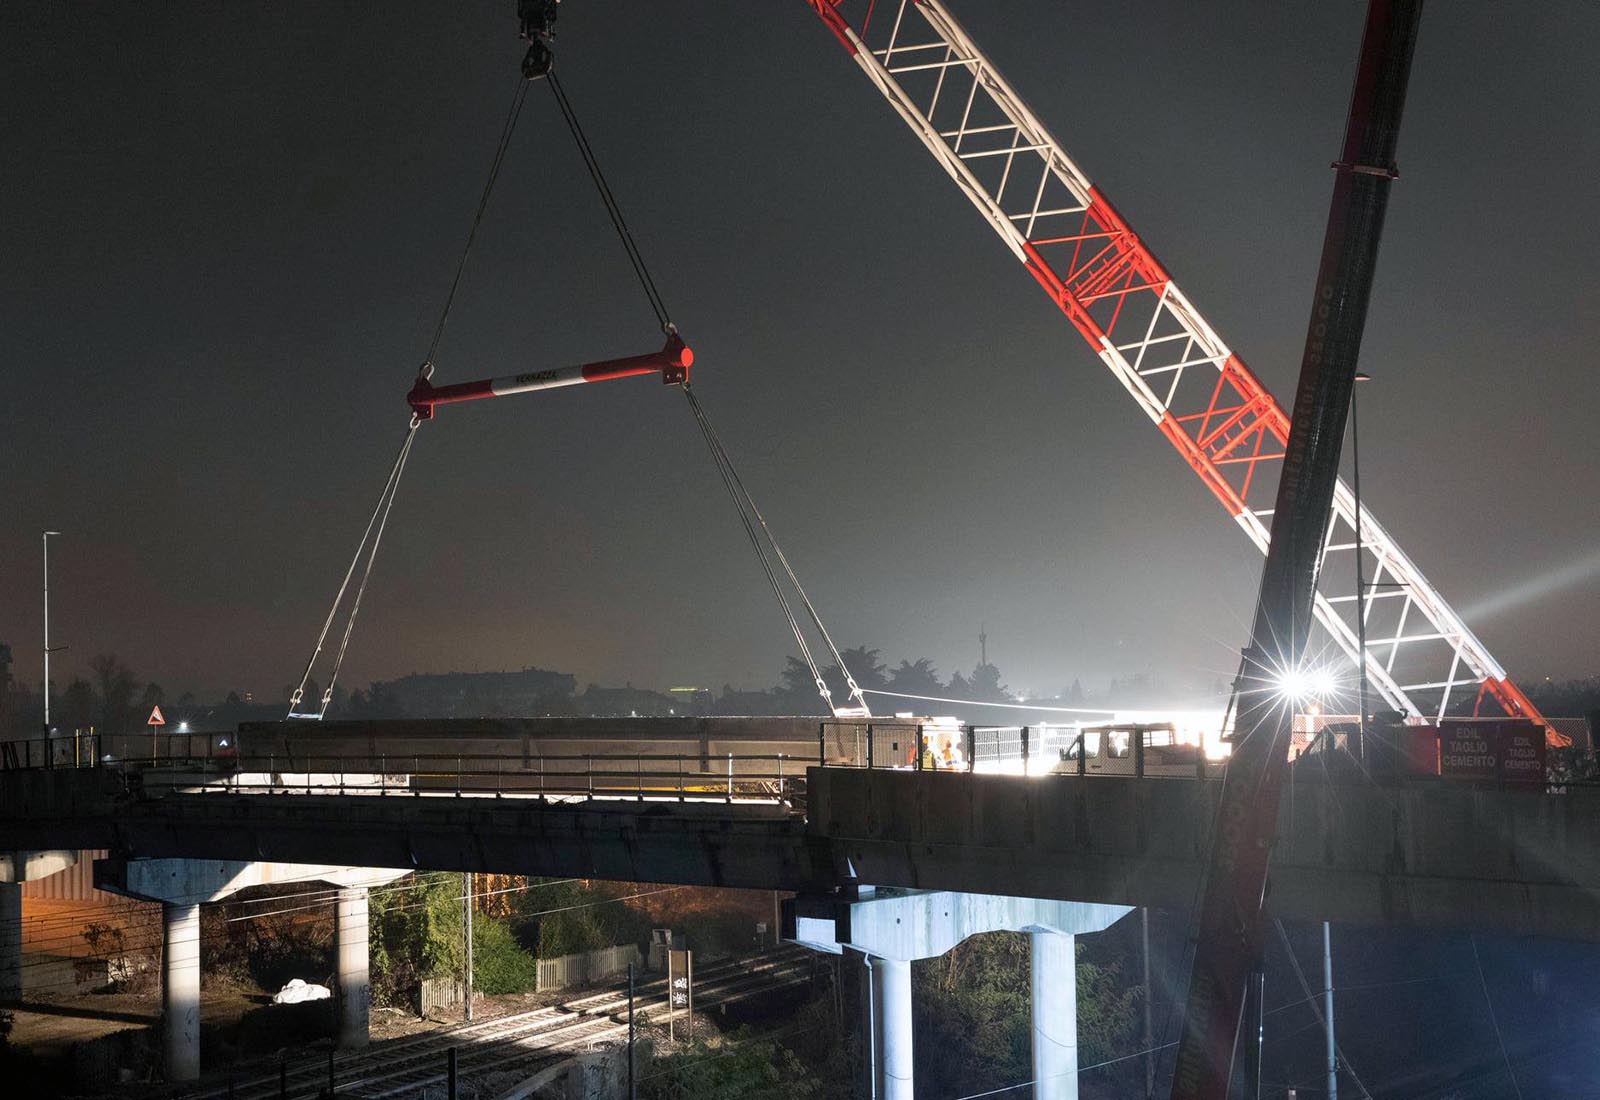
(802, 0, 1555, 740)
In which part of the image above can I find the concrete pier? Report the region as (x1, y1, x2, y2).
(791, 890, 1130, 1098)
(0, 881, 20, 1003)
(1032, 931, 1078, 1100)
(870, 956, 914, 1100)
(162, 902, 202, 1081)
(96, 858, 407, 1078)
(336, 886, 370, 1049)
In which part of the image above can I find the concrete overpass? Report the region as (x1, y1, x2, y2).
(6, 758, 1600, 940)
(8, 721, 1600, 1095)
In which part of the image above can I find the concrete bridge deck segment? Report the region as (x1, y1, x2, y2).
(5, 762, 1600, 941)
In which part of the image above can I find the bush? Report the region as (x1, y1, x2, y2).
(368, 875, 542, 1003)
(471, 916, 539, 995)
(512, 878, 653, 960)
(370, 875, 464, 1007)
(912, 931, 1138, 1098)
(642, 1031, 825, 1100)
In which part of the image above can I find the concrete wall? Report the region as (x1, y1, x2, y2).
(808, 768, 1600, 940)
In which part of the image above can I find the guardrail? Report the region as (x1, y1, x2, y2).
(819, 720, 1225, 780)
(0, 738, 810, 808)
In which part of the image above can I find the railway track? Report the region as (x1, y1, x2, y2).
(185, 948, 819, 1100)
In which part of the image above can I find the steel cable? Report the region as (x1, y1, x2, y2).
(684, 385, 870, 713)
(547, 71, 672, 333)
(423, 77, 534, 369)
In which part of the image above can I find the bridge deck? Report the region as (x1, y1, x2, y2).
(5, 761, 1600, 940)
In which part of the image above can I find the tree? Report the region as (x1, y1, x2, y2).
(90, 654, 138, 733)
(139, 682, 164, 716)
(824, 645, 887, 707)
(888, 658, 944, 697)
(60, 678, 96, 731)
(970, 662, 1011, 704)
(947, 670, 973, 698)
(774, 657, 826, 714)
(912, 931, 1137, 1097)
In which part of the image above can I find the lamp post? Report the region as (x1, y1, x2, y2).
(1349, 374, 1372, 760)
(42, 531, 62, 736)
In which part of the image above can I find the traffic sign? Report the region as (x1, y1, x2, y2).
(147, 705, 166, 727)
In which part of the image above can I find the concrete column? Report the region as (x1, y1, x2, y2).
(336, 885, 370, 1049)
(162, 902, 202, 1082)
(870, 956, 914, 1100)
(1031, 931, 1078, 1100)
(0, 882, 21, 1003)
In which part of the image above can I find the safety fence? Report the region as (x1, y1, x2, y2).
(820, 720, 1224, 779)
(0, 738, 811, 809)
(536, 943, 642, 993)
(417, 974, 462, 1016)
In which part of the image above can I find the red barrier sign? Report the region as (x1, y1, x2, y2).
(1438, 722, 1498, 779)
(1498, 720, 1546, 784)
(1438, 720, 1546, 783)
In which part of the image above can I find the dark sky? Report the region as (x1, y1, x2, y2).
(4, 2, 1596, 702)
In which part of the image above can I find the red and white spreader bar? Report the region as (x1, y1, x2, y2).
(407, 335, 692, 420)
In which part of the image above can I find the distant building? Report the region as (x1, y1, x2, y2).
(579, 683, 677, 717)
(357, 667, 577, 718)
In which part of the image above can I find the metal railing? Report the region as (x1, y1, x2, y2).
(0, 730, 103, 770)
(819, 720, 1224, 780)
(1, 742, 808, 810)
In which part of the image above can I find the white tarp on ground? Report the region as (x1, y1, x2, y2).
(272, 978, 331, 1004)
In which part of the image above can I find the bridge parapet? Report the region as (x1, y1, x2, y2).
(808, 766, 1600, 940)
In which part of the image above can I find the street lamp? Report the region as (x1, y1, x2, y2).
(42, 530, 64, 735)
(1350, 374, 1372, 760)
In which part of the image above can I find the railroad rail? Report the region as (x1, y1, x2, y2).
(186, 948, 820, 1100)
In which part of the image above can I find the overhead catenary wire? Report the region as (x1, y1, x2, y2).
(1471, 934, 1524, 1100)
(1272, 920, 1374, 1100)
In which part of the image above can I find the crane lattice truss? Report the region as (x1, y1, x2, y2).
(806, 0, 1547, 731)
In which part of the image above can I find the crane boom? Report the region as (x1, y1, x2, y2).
(802, 0, 1556, 740)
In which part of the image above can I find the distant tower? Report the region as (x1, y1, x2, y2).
(979, 623, 988, 667)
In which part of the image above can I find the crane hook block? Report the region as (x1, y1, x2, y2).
(518, 0, 558, 80)
(407, 334, 692, 420)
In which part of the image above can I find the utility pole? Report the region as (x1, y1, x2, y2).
(1142, 908, 1155, 1100)
(628, 962, 637, 1100)
(1323, 923, 1338, 1100)
(462, 872, 474, 1022)
(978, 623, 988, 667)
(42, 531, 61, 735)
(1350, 372, 1372, 761)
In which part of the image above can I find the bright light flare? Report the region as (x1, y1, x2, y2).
(1272, 664, 1342, 705)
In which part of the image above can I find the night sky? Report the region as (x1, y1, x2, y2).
(4, 2, 1596, 703)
